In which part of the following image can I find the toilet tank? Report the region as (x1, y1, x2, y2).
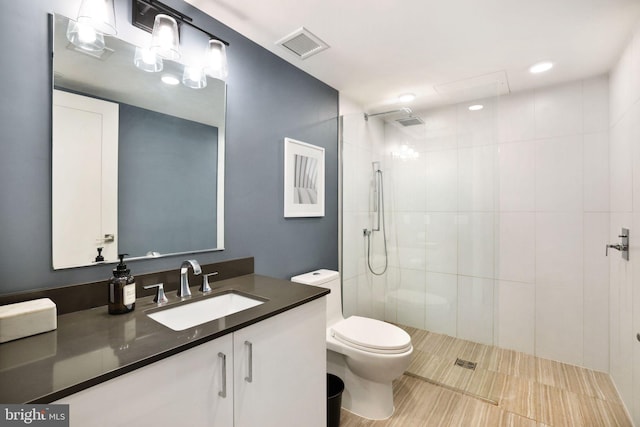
(291, 269, 343, 326)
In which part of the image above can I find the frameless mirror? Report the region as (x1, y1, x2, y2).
(51, 14, 225, 269)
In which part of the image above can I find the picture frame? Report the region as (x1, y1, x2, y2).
(284, 138, 325, 217)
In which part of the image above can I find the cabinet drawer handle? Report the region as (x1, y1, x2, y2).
(218, 352, 227, 398)
(244, 341, 253, 383)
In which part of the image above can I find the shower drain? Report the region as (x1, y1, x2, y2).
(454, 358, 477, 370)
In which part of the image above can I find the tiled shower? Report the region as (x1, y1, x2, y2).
(342, 58, 639, 422)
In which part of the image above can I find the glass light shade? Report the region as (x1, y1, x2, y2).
(66, 20, 105, 51)
(75, 0, 117, 35)
(150, 14, 180, 61)
(134, 47, 163, 72)
(182, 66, 207, 89)
(205, 40, 228, 80)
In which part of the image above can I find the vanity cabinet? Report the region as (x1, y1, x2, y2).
(57, 297, 326, 427)
(57, 334, 234, 427)
(234, 298, 326, 427)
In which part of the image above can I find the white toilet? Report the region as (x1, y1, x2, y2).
(291, 269, 412, 420)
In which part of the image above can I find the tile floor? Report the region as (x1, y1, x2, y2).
(339, 326, 632, 427)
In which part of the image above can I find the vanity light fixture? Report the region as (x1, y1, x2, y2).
(150, 14, 181, 60)
(66, 0, 117, 52)
(182, 66, 207, 89)
(133, 46, 163, 72)
(468, 104, 484, 111)
(205, 40, 229, 80)
(132, 0, 230, 83)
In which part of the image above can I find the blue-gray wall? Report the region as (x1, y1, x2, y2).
(118, 103, 218, 257)
(0, 0, 338, 294)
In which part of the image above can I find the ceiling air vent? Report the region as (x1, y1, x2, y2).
(276, 27, 329, 60)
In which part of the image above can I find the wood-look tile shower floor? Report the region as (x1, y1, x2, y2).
(339, 326, 631, 427)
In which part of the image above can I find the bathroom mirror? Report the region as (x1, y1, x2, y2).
(51, 14, 225, 269)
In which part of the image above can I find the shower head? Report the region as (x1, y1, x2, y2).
(396, 116, 425, 126)
(364, 107, 412, 121)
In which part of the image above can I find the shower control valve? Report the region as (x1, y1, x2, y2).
(605, 228, 629, 261)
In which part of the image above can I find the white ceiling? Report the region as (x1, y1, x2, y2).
(186, 0, 640, 112)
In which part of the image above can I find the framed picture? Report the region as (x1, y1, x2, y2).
(284, 138, 325, 217)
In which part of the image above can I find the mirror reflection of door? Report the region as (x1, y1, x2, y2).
(52, 90, 118, 268)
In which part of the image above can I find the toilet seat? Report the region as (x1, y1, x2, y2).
(330, 316, 412, 354)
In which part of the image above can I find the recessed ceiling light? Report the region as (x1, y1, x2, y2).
(529, 61, 553, 74)
(468, 104, 484, 111)
(161, 74, 180, 85)
(398, 93, 416, 103)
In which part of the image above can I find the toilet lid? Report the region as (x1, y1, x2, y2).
(331, 316, 411, 353)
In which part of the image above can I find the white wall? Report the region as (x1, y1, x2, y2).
(609, 23, 640, 425)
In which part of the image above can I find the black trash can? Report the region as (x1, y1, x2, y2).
(327, 374, 344, 427)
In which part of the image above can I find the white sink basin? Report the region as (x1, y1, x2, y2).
(147, 292, 265, 331)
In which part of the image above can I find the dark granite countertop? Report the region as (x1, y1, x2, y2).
(0, 274, 329, 403)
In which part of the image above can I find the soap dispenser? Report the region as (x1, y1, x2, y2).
(108, 254, 136, 315)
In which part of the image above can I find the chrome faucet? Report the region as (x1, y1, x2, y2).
(178, 259, 202, 297)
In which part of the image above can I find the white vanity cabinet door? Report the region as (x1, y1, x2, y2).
(56, 334, 233, 427)
(233, 298, 326, 427)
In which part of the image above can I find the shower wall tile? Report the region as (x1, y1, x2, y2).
(425, 272, 457, 336)
(357, 273, 387, 320)
(582, 75, 609, 134)
(534, 81, 583, 139)
(342, 276, 358, 319)
(383, 268, 399, 323)
(342, 141, 376, 213)
(457, 276, 495, 345)
(420, 105, 457, 151)
(631, 103, 640, 213)
(355, 273, 374, 320)
(394, 212, 427, 270)
(390, 156, 426, 211)
(535, 212, 584, 365)
(583, 132, 609, 212)
(535, 135, 584, 212)
(457, 98, 498, 148)
(497, 280, 535, 354)
(343, 75, 614, 384)
(458, 145, 497, 212)
(610, 111, 633, 213)
(634, 215, 640, 424)
(498, 141, 535, 212)
(342, 212, 368, 280)
(497, 91, 535, 143)
(425, 213, 458, 275)
(458, 213, 495, 279)
(497, 212, 535, 284)
(632, 30, 640, 109)
(395, 268, 426, 329)
(535, 213, 583, 287)
(609, 213, 633, 411)
(425, 149, 458, 211)
(609, 37, 634, 126)
(582, 213, 610, 372)
(535, 276, 584, 366)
